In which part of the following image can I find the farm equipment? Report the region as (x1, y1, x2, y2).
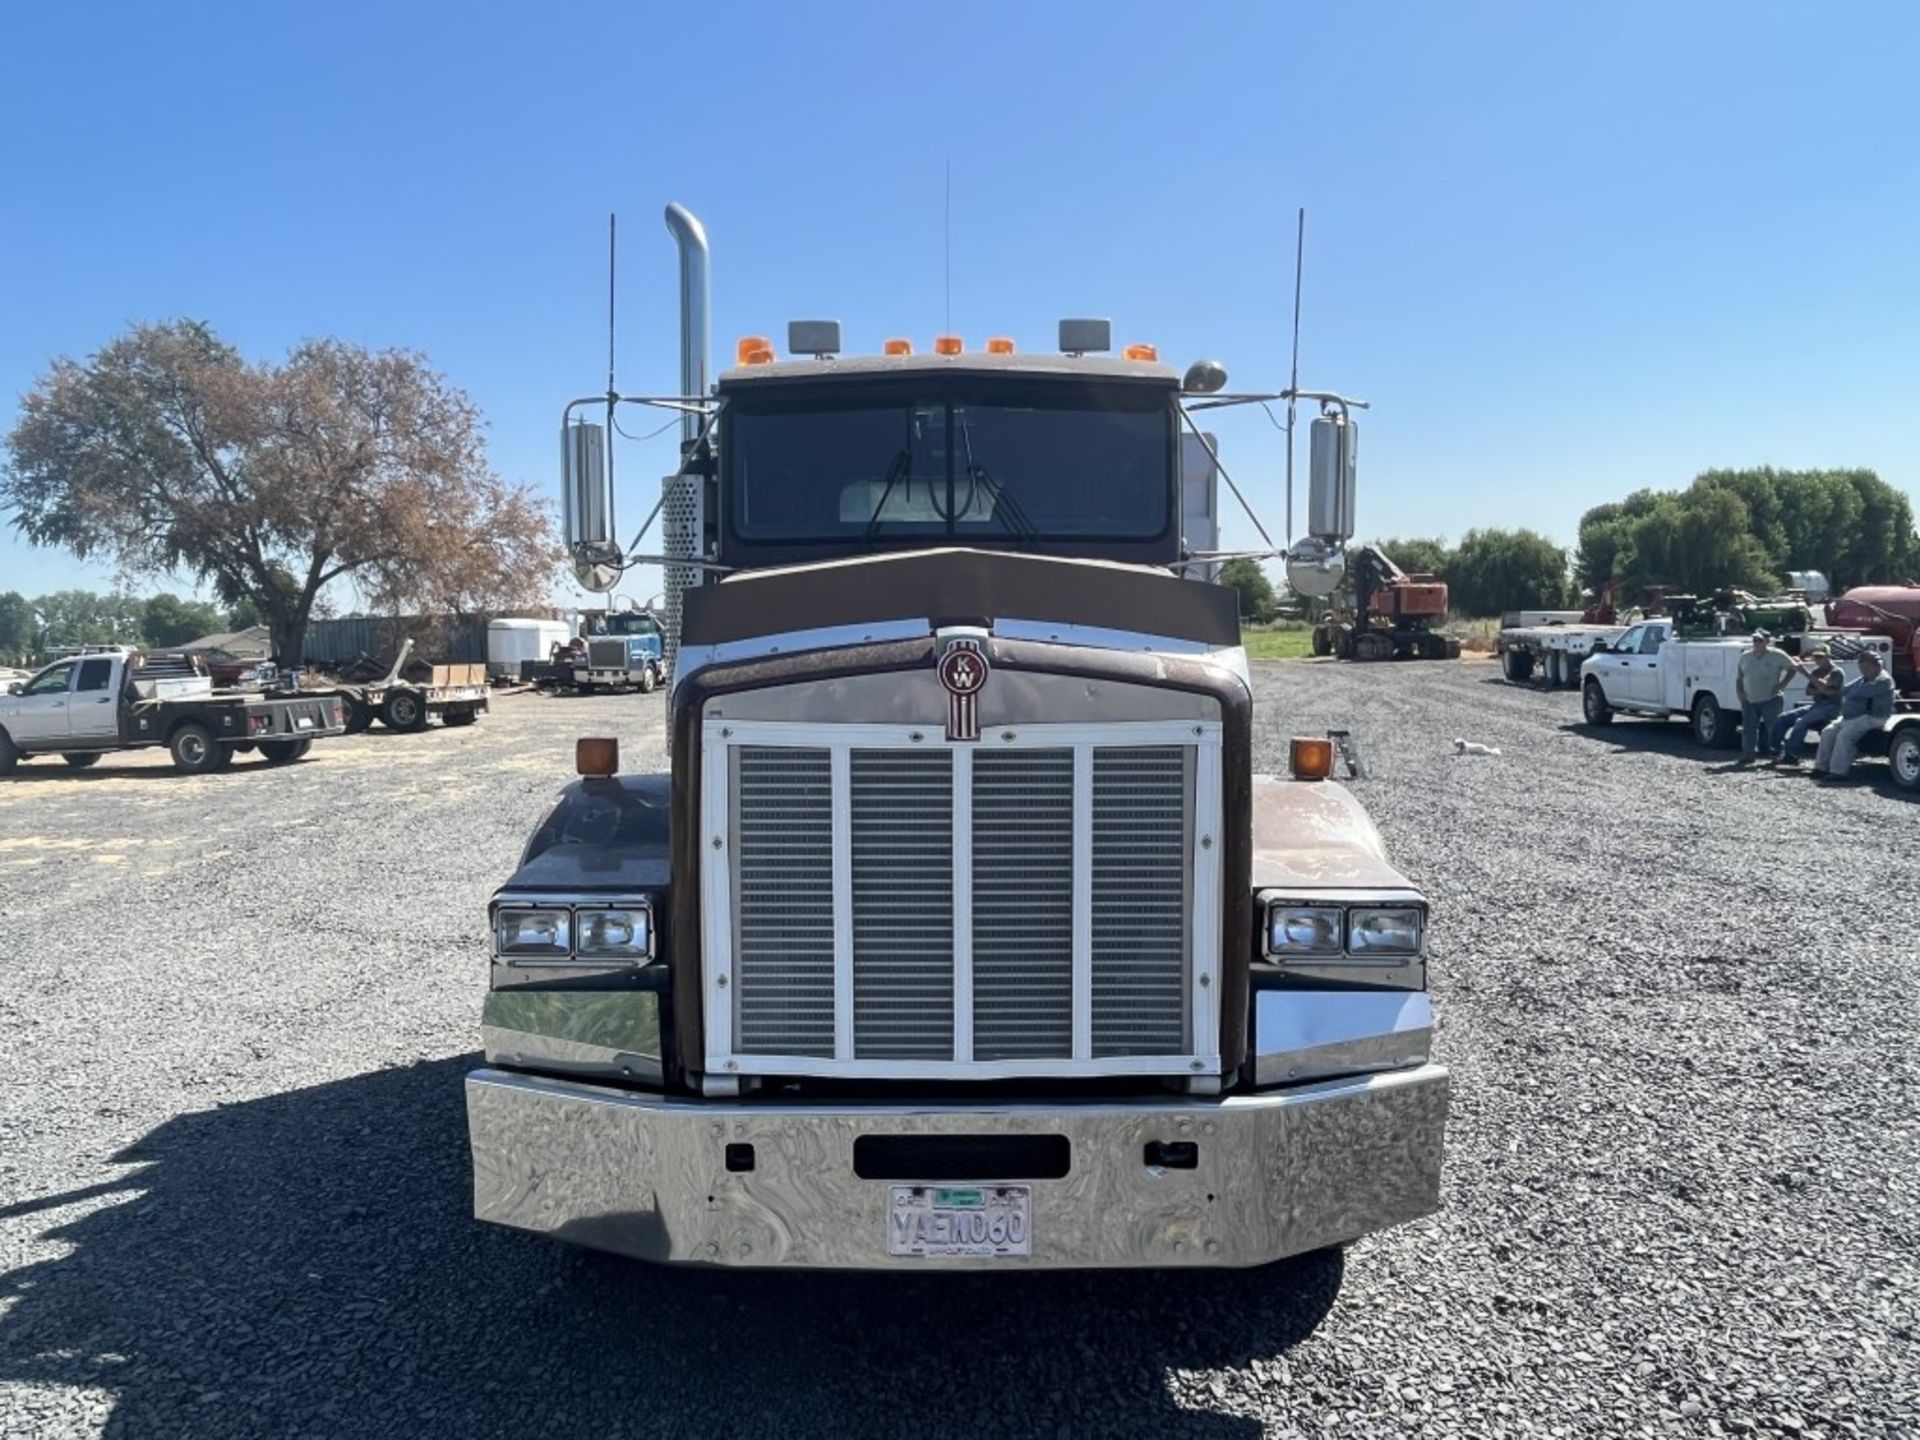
(1310, 544, 1460, 661)
(329, 640, 489, 733)
(1826, 585, 1920, 692)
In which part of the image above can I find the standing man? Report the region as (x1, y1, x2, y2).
(1735, 630, 1795, 764)
(1812, 650, 1897, 782)
(1770, 647, 1843, 764)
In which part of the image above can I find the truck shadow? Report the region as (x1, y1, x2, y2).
(0, 756, 323, 783)
(0, 1059, 1336, 1439)
(1559, 722, 1917, 798)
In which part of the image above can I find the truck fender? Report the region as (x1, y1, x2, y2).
(1249, 775, 1416, 891)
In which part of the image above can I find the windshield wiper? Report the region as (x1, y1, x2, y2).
(967, 462, 1036, 540)
(865, 448, 913, 538)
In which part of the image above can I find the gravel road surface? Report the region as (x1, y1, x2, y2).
(2, 664, 1915, 1438)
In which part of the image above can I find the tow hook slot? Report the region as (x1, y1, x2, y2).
(1144, 1140, 1199, 1170)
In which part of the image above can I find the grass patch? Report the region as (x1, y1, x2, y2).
(1240, 623, 1317, 661)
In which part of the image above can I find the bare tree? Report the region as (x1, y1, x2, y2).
(3, 322, 559, 663)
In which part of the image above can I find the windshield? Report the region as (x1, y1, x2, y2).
(724, 381, 1174, 550)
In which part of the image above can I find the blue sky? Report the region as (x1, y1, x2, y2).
(2, 1, 1916, 608)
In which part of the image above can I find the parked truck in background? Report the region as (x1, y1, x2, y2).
(0, 648, 345, 775)
(1578, 619, 1915, 785)
(462, 203, 1448, 1272)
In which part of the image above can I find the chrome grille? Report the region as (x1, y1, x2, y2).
(709, 720, 1220, 1079)
(587, 638, 628, 670)
(851, 749, 954, 1059)
(1091, 747, 1191, 1056)
(971, 749, 1075, 1060)
(733, 747, 835, 1056)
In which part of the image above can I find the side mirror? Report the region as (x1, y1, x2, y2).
(3, 682, 19, 696)
(1307, 414, 1358, 543)
(562, 420, 622, 591)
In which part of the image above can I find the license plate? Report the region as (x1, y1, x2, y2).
(887, 1184, 1031, 1258)
(295, 716, 314, 730)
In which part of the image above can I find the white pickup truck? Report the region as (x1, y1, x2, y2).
(0, 648, 347, 775)
(1578, 619, 1897, 752)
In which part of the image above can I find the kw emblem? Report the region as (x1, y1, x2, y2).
(937, 639, 989, 742)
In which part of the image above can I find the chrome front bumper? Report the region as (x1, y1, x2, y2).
(464, 1062, 1449, 1269)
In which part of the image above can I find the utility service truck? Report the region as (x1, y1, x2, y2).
(0, 648, 346, 775)
(464, 204, 1448, 1271)
(1579, 618, 1897, 751)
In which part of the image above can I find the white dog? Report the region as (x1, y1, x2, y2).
(1454, 738, 1502, 757)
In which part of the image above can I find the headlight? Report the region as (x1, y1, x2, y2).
(576, 904, 652, 961)
(495, 907, 570, 957)
(1348, 906, 1423, 955)
(1266, 904, 1345, 956)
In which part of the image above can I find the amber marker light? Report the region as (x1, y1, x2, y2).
(1289, 737, 1334, 781)
(1122, 342, 1159, 362)
(736, 335, 775, 365)
(985, 337, 1015, 355)
(933, 335, 965, 356)
(883, 338, 914, 355)
(576, 737, 620, 776)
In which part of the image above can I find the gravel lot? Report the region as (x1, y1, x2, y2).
(2, 663, 1915, 1439)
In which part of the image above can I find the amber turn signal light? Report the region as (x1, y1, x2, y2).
(1289, 737, 1334, 781)
(576, 736, 620, 776)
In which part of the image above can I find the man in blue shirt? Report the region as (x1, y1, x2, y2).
(1812, 651, 1897, 781)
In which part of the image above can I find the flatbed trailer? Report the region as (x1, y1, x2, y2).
(0, 648, 346, 775)
(327, 640, 490, 733)
(1496, 621, 1631, 687)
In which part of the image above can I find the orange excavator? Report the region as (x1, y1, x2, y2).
(1310, 543, 1461, 660)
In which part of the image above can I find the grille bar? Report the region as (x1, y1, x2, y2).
(708, 720, 1221, 1080)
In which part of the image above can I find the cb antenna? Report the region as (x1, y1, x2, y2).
(943, 157, 952, 335)
(1285, 206, 1305, 544)
(607, 211, 618, 398)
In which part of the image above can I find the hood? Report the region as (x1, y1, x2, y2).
(681, 548, 1240, 649)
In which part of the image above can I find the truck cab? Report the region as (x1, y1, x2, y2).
(464, 207, 1448, 1271)
(576, 610, 665, 692)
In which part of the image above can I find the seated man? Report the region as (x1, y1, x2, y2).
(1770, 647, 1843, 764)
(1812, 651, 1896, 782)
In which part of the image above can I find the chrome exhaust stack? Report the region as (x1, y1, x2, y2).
(660, 203, 712, 686)
(664, 203, 709, 452)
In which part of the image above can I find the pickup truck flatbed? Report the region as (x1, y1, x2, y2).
(0, 649, 346, 775)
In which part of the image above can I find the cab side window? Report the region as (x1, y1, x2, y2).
(1615, 626, 1644, 653)
(76, 659, 114, 692)
(1639, 628, 1665, 655)
(22, 663, 76, 696)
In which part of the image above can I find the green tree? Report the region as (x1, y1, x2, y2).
(0, 591, 35, 663)
(30, 590, 144, 647)
(141, 592, 227, 648)
(223, 594, 264, 630)
(3, 321, 559, 664)
(1219, 558, 1277, 624)
(1446, 528, 1573, 616)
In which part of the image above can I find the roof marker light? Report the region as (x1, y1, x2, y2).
(883, 338, 914, 356)
(1123, 342, 1159, 362)
(985, 337, 1015, 355)
(934, 335, 965, 356)
(736, 335, 775, 366)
